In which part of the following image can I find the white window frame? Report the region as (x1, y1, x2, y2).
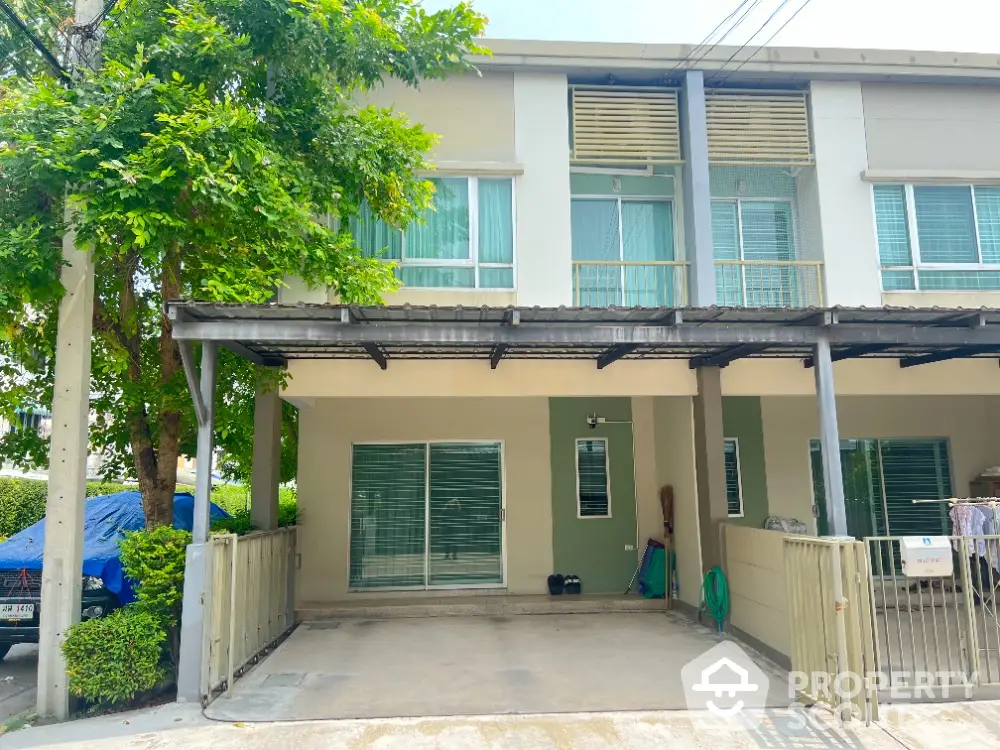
(724, 437, 744, 519)
(396, 176, 516, 291)
(575, 437, 611, 519)
(875, 183, 1000, 292)
(710, 197, 801, 262)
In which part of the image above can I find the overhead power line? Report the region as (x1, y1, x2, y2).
(0, 0, 70, 79)
(716, 0, 818, 84)
(683, 0, 768, 72)
(669, 0, 754, 73)
(712, 0, 796, 76)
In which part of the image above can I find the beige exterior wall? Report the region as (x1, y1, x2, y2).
(285, 359, 698, 399)
(724, 525, 790, 658)
(808, 82, 882, 307)
(760, 395, 1000, 531)
(721, 358, 1000, 397)
(863, 84, 1000, 173)
(295, 397, 553, 602)
(362, 73, 516, 164)
(652, 397, 702, 608)
(883, 291, 1000, 309)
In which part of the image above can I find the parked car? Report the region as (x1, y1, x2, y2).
(0, 491, 227, 659)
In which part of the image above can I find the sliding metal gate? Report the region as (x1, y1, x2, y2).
(864, 535, 1000, 697)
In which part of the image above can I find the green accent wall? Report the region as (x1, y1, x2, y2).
(570, 172, 675, 197)
(549, 397, 637, 594)
(722, 397, 769, 528)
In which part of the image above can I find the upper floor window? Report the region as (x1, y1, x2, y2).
(350, 176, 514, 290)
(570, 197, 678, 307)
(874, 184, 1000, 291)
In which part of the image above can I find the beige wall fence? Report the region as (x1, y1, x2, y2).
(724, 525, 878, 724)
(205, 528, 297, 700)
(723, 525, 791, 661)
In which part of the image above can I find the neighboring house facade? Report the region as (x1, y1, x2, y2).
(272, 40, 1000, 612)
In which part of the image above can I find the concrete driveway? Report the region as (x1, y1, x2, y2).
(206, 612, 791, 722)
(0, 645, 36, 725)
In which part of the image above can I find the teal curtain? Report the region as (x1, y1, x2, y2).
(975, 187, 1000, 264)
(621, 202, 673, 261)
(400, 267, 474, 288)
(478, 179, 514, 264)
(712, 202, 742, 305)
(913, 186, 978, 263)
(407, 177, 470, 260)
(571, 199, 621, 305)
(873, 185, 911, 267)
(479, 268, 514, 289)
(350, 204, 402, 260)
(621, 201, 675, 306)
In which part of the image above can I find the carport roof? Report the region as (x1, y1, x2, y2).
(166, 302, 1000, 371)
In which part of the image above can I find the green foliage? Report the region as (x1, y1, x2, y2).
(210, 483, 298, 534)
(119, 526, 191, 626)
(62, 606, 166, 707)
(0, 0, 487, 526)
(0, 478, 137, 537)
(0, 476, 296, 537)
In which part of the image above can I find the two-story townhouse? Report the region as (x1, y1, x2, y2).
(170, 40, 1000, 619)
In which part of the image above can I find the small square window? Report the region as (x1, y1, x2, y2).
(576, 438, 610, 518)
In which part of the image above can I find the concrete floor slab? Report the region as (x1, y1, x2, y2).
(0, 646, 37, 726)
(205, 612, 792, 722)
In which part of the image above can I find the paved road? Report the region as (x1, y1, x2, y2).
(0, 646, 36, 726)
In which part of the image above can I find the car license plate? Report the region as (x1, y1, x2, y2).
(0, 604, 34, 620)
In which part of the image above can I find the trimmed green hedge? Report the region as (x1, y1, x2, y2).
(0, 477, 296, 537)
(0, 479, 137, 539)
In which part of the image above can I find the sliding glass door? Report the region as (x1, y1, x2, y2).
(811, 438, 952, 539)
(350, 442, 504, 590)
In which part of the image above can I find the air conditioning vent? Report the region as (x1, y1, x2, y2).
(706, 90, 813, 166)
(570, 86, 681, 165)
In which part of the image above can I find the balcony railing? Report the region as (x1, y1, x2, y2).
(715, 260, 824, 308)
(572, 261, 689, 307)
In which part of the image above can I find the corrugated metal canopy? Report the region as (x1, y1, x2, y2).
(166, 302, 1000, 370)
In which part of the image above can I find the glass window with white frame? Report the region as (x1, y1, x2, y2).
(576, 438, 611, 518)
(570, 197, 678, 306)
(712, 199, 798, 306)
(724, 438, 744, 518)
(350, 176, 514, 290)
(874, 183, 1000, 291)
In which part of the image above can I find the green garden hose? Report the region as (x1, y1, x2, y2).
(700, 566, 730, 632)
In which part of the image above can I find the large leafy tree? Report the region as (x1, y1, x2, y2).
(0, 0, 486, 525)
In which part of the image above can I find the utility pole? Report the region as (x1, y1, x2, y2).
(36, 0, 101, 721)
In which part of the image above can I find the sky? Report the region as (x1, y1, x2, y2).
(422, 0, 1000, 54)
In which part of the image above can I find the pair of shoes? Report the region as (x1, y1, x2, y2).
(564, 575, 581, 595)
(547, 574, 565, 595)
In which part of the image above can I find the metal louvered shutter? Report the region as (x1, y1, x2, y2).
(428, 443, 503, 586)
(706, 91, 813, 166)
(570, 86, 681, 165)
(349, 444, 427, 589)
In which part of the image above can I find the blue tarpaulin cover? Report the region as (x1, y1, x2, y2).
(0, 491, 228, 604)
